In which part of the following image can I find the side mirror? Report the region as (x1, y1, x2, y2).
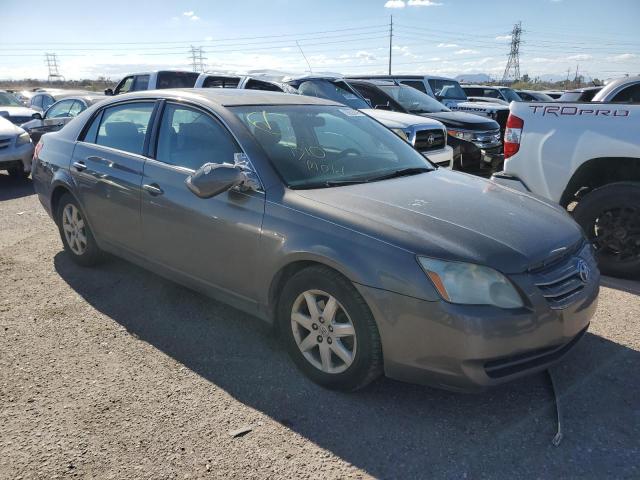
(32, 112, 43, 120)
(104, 88, 114, 96)
(185, 163, 249, 198)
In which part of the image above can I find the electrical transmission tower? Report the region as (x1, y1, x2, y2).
(45, 53, 65, 82)
(501, 21, 522, 83)
(189, 45, 207, 73)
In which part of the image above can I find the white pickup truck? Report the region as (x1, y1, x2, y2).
(492, 101, 640, 277)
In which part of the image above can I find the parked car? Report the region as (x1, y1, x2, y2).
(285, 76, 453, 167)
(32, 89, 598, 392)
(0, 90, 38, 126)
(28, 89, 97, 114)
(351, 75, 510, 132)
(461, 85, 522, 104)
(195, 73, 298, 93)
(0, 116, 34, 179)
(592, 76, 640, 103)
(492, 100, 640, 277)
(21, 93, 104, 143)
(515, 90, 555, 102)
(344, 78, 503, 175)
(557, 87, 603, 102)
(105, 70, 200, 95)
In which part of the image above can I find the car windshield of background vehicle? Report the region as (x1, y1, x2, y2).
(232, 105, 434, 189)
(428, 79, 467, 100)
(378, 85, 450, 114)
(500, 88, 522, 102)
(0, 92, 23, 107)
(297, 80, 371, 110)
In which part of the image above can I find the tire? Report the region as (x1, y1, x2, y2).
(56, 193, 102, 267)
(572, 182, 640, 278)
(278, 265, 383, 391)
(8, 165, 29, 180)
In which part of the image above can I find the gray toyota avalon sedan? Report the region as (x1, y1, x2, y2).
(32, 89, 599, 392)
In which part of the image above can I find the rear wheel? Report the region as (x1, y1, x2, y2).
(56, 193, 102, 267)
(573, 182, 640, 277)
(8, 165, 29, 180)
(278, 265, 383, 391)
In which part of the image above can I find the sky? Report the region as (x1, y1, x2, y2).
(0, 0, 639, 82)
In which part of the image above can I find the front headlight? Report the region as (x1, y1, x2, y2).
(418, 257, 523, 308)
(16, 132, 31, 147)
(391, 128, 410, 143)
(447, 129, 474, 141)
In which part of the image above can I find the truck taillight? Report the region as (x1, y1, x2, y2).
(504, 114, 524, 159)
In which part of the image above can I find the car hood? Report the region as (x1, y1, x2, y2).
(415, 111, 498, 130)
(289, 169, 583, 274)
(0, 115, 25, 135)
(361, 108, 445, 130)
(0, 106, 37, 118)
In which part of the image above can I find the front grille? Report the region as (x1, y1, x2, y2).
(531, 242, 590, 310)
(414, 129, 445, 152)
(484, 327, 587, 379)
(472, 129, 501, 148)
(0, 137, 11, 150)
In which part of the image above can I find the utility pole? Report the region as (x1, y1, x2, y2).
(501, 21, 522, 83)
(388, 15, 393, 75)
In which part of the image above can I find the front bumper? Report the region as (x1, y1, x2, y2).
(355, 246, 599, 392)
(421, 145, 454, 168)
(0, 142, 34, 172)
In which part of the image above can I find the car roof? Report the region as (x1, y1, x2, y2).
(565, 86, 602, 93)
(106, 88, 341, 107)
(345, 78, 397, 87)
(352, 74, 456, 81)
(52, 94, 105, 103)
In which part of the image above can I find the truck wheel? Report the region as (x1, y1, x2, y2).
(573, 182, 640, 277)
(56, 193, 103, 267)
(8, 165, 29, 180)
(278, 265, 383, 391)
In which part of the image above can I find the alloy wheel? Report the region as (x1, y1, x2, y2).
(62, 204, 88, 256)
(592, 206, 640, 263)
(290, 289, 357, 374)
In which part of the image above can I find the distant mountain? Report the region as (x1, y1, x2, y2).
(455, 73, 492, 83)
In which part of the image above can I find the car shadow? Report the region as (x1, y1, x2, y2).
(0, 173, 34, 201)
(54, 253, 640, 478)
(601, 275, 640, 296)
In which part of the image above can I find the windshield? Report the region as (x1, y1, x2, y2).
(0, 92, 23, 107)
(232, 105, 434, 189)
(428, 79, 467, 100)
(499, 88, 522, 102)
(297, 80, 370, 110)
(378, 85, 450, 113)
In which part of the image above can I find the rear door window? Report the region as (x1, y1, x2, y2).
(156, 71, 199, 89)
(132, 75, 150, 91)
(94, 102, 155, 155)
(400, 80, 427, 93)
(202, 76, 241, 88)
(611, 83, 640, 103)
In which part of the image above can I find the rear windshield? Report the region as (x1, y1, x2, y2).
(156, 71, 199, 89)
(378, 85, 450, 113)
(297, 80, 370, 109)
(428, 79, 467, 100)
(202, 76, 241, 88)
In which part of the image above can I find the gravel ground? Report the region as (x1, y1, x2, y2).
(1, 174, 639, 479)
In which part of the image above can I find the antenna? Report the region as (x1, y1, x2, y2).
(501, 21, 522, 83)
(296, 41, 313, 73)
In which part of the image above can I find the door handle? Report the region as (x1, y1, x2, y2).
(72, 161, 87, 171)
(143, 183, 164, 196)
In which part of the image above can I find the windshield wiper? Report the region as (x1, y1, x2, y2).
(366, 167, 432, 183)
(291, 178, 371, 190)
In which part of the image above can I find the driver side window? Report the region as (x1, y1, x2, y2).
(45, 100, 74, 119)
(155, 103, 241, 171)
(115, 76, 134, 95)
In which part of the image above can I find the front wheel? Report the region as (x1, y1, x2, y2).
(278, 266, 383, 391)
(573, 182, 640, 278)
(8, 165, 29, 180)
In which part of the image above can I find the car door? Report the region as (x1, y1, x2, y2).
(30, 99, 75, 143)
(141, 101, 265, 301)
(70, 100, 156, 253)
(114, 76, 134, 95)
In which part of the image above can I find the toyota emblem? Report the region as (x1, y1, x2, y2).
(577, 259, 590, 283)
(427, 134, 435, 146)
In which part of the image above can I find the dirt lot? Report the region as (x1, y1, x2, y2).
(1, 174, 638, 479)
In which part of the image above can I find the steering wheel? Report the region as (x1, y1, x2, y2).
(336, 148, 361, 160)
